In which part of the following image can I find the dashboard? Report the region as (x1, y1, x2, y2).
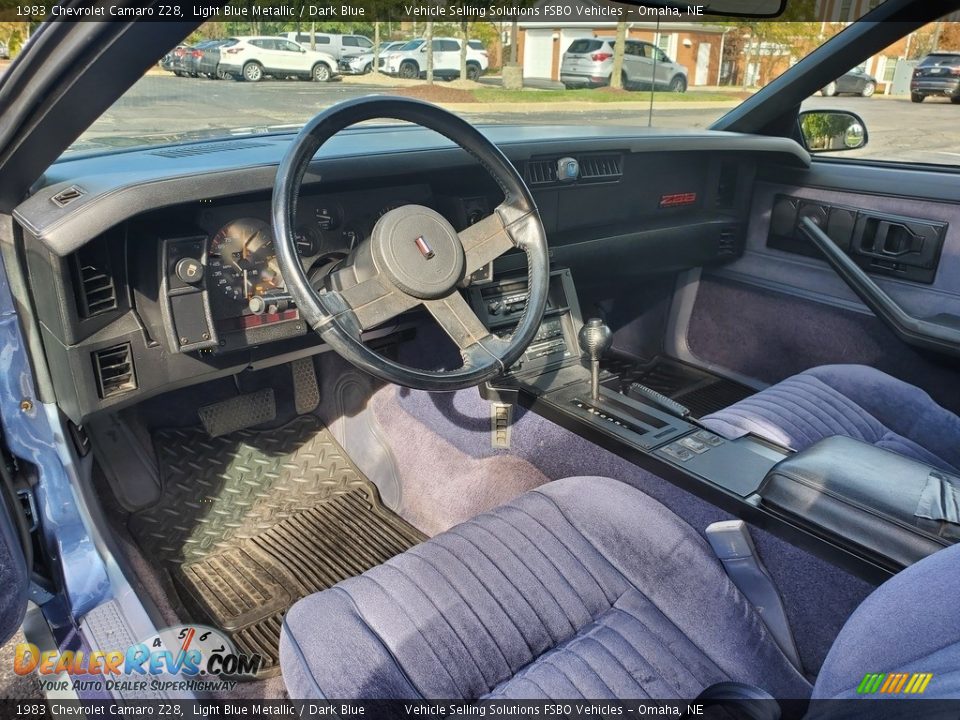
(157, 183, 472, 354)
(12, 125, 810, 422)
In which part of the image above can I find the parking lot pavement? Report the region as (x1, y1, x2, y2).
(82, 74, 960, 166)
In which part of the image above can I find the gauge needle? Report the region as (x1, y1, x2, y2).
(243, 269, 249, 298)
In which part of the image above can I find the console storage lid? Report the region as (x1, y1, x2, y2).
(759, 436, 957, 569)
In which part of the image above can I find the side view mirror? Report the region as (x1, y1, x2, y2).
(420, 47, 427, 53)
(798, 110, 868, 153)
(301, 48, 307, 53)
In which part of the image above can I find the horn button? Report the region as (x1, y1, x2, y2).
(372, 205, 466, 300)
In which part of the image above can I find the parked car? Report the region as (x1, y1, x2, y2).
(560, 38, 688, 92)
(182, 40, 229, 79)
(382, 38, 488, 80)
(196, 39, 232, 79)
(911, 51, 960, 103)
(820, 67, 877, 96)
(0, 40, 9, 60)
(279, 32, 373, 63)
(218, 36, 338, 82)
(160, 44, 190, 76)
(341, 41, 406, 75)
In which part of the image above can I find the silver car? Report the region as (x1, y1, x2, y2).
(342, 41, 406, 75)
(561, 38, 688, 92)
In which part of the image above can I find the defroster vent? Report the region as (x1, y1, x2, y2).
(93, 344, 137, 399)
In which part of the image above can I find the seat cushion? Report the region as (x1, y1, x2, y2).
(701, 365, 960, 474)
(280, 477, 810, 700)
(812, 541, 960, 701)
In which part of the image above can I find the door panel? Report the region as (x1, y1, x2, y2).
(674, 165, 960, 413)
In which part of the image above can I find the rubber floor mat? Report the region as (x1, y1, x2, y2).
(129, 416, 426, 676)
(602, 354, 755, 419)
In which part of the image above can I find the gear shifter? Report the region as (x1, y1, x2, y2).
(578, 318, 613, 403)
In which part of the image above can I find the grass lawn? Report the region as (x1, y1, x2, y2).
(471, 88, 745, 103)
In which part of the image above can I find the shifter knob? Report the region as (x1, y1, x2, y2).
(578, 318, 613, 402)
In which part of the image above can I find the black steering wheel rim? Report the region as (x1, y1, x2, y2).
(272, 96, 550, 392)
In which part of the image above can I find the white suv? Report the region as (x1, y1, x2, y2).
(383, 38, 488, 80)
(218, 36, 338, 82)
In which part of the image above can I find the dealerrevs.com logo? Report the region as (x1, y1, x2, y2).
(13, 624, 262, 694)
(857, 672, 934, 695)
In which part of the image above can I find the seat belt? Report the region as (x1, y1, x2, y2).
(706, 520, 803, 672)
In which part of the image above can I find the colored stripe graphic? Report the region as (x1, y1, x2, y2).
(857, 672, 932, 695)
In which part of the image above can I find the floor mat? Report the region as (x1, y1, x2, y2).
(602, 354, 755, 419)
(129, 415, 426, 676)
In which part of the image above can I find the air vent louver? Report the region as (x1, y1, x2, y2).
(74, 242, 118, 318)
(527, 159, 557, 185)
(51, 185, 85, 207)
(579, 154, 623, 180)
(150, 140, 270, 158)
(93, 344, 137, 399)
(718, 226, 738, 256)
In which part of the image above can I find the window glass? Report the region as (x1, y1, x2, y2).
(567, 39, 603, 54)
(343, 37, 359, 47)
(357, 37, 373, 48)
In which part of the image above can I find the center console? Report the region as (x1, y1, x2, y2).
(472, 266, 929, 582)
(470, 268, 789, 502)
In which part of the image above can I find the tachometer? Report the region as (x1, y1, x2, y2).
(207, 218, 284, 302)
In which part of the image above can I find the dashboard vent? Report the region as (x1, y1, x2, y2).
(526, 159, 557, 186)
(579, 154, 623, 181)
(150, 140, 271, 158)
(93, 344, 137, 399)
(527, 153, 624, 186)
(74, 242, 118, 318)
(51, 185, 85, 207)
(718, 226, 739, 257)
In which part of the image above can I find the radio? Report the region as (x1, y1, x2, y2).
(470, 268, 582, 377)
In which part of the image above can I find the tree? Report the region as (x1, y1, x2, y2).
(373, 21, 381, 75)
(460, 20, 469, 81)
(425, 21, 434, 84)
(609, 18, 628, 90)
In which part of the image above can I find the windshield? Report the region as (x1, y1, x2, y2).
(21, 5, 953, 167)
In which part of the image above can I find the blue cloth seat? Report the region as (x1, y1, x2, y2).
(280, 476, 811, 700)
(702, 364, 960, 474)
(280, 475, 960, 700)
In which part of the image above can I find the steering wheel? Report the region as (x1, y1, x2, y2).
(272, 97, 550, 392)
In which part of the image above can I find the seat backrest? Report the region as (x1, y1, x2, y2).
(813, 542, 960, 699)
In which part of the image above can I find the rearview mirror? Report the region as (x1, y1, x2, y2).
(798, 110, 868, 153)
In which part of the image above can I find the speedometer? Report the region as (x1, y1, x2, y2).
(207, 218, 284, 303)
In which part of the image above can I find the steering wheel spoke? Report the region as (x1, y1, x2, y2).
(336, 274, 420, 332)
(459, 202, 535, 275)
(424, 290, 494, 352)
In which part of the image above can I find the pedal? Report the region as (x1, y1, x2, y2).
(628, 382, 691, 418)
(199, 388, 276, 437)
(291, 357, 320, 415)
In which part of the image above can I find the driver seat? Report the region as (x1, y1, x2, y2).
(279, 476, 960, 700)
